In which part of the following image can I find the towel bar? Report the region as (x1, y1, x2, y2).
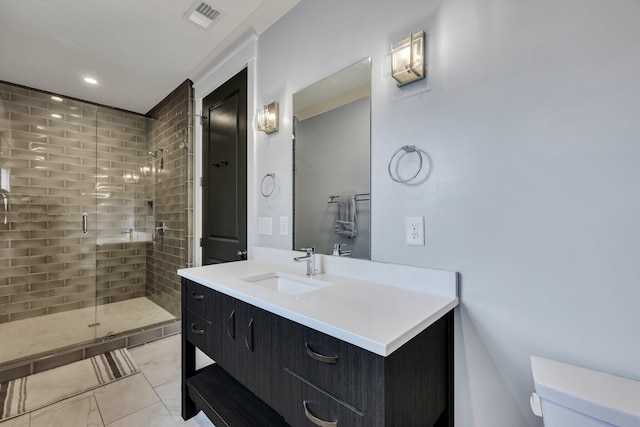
(328, 193, 370, 203)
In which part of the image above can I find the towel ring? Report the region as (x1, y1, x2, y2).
(260, 173, 276, 197)
(387, 145, 423, 183)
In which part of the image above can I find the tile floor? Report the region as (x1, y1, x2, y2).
(0, 298, 176, 365)
(0, 334, 215, 427)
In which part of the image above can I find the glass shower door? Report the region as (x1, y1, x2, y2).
(0, 84, 99, 365)
(93, 106, 155, 339)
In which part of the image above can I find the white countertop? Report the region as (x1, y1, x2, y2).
(178, 250, 458, 357)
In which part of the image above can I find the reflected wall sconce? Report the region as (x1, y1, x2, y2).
(257, 102, 279, 134)
(391, 31, 426, 87)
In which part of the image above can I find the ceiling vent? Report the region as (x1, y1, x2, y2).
(184, 1, 222, 29)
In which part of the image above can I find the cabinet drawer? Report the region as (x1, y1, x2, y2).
(284, 319, 375, 409)
(282, 370, 363, 427)
(185, 310, 216, 360)
(185, 280, 211, 320)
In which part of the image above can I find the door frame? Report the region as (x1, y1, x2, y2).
(192, 34, 258, 267)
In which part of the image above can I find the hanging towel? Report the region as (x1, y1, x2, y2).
(334, 193, 357, 238)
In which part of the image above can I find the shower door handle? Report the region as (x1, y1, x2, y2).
(82, 213, 88, 235)
(2, 194, 7, 225)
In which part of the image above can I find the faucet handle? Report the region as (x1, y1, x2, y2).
(300, 247, 315, 254)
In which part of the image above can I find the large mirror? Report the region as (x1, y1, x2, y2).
(293, 58, 371, 260)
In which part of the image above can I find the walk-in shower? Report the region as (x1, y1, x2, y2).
(0, 81, 193, 377)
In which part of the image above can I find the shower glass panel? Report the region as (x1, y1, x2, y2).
(93, 106, 173, 337)
(0, 82, 184, 370)
(0, 83, 99, 364)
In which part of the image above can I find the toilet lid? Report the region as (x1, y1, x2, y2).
(531, 356, 640, 426)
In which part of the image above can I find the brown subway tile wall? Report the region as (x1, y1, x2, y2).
(0, 80, 191, 363)
(1, 83, 102, 323)
(0, 82, 156, 325)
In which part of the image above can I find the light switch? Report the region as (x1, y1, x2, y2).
(258, 217, 273, 235)
(279, 216, 288, 235)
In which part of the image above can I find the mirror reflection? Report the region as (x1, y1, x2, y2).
(293, 58, 371, 260)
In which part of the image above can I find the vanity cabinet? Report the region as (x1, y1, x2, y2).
(181, 277, 453, 427)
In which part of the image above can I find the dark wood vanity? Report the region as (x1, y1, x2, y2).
(181, 277, 454, 426)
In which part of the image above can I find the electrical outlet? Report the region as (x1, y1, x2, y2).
(258, 217, 273, 235)
(279, 216, 288, 235)
(405, 216, 425, 246)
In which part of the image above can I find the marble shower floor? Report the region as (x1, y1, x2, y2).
(0, 297, 176, 365)
(0, 334, 215, 427)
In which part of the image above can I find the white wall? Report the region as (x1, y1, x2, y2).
(253, 0, 640, 425)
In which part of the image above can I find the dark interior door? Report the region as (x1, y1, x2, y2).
(202, 68, 247, 264)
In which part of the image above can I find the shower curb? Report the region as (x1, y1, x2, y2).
(0, 320, 181, 383)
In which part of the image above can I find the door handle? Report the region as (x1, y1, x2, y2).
(226, 309, 235, 340)
(305, 343, 339, 364)
(82, 213, 88, 235)
(244, 318, 254, 352)
(303, 401, 337, 427)
(190, 323, 205, 335)
(2, 193, 7, 225)
(236, 249, 247, 260)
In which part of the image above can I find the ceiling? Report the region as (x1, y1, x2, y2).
(0, 0, 298, 114)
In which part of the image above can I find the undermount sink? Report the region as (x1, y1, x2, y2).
(241, 272, 331, 295)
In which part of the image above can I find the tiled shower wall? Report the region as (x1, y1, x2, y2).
(0, 82, 151, 323)
(95, 106, 150, 305)
(145, 80, 193, 317)
(0, 84, 100, 324)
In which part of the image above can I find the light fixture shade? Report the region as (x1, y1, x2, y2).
(257, 102, 279, 134)
(391, 31, 425, 86)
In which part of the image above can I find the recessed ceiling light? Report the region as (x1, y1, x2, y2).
(84, 77, 98, 85)
(51, 113, 62, 119)
(51, 96, 63, 102)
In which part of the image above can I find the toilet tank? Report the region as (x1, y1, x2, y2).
(530, 356, 640, 427)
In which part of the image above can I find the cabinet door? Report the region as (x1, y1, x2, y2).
(239, 302, 278, 404)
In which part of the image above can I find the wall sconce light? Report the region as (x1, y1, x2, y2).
(257, 102, 279, 134)
(391, 31, 425, 87)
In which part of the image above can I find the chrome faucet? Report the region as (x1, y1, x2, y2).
(333, 243, 351, 257)
(294, 247, 316, 277)
(155, 221, 167, 238)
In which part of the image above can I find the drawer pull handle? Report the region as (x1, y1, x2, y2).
(190, 291, 204, 300)
(305, 343, 338, 364)
(303, 401, 337, 427)
(226, 309, 235, 340)
(190, 323, 205, 335)
(244, 318, 254, 352)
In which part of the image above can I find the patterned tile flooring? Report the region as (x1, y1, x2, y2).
(0, 335, 215, 427)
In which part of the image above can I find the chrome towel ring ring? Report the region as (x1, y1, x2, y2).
(260, 173, 276, 197)
(387, 145, 423, 183)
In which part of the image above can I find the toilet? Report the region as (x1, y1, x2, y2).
(530, 356, 640, 426)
